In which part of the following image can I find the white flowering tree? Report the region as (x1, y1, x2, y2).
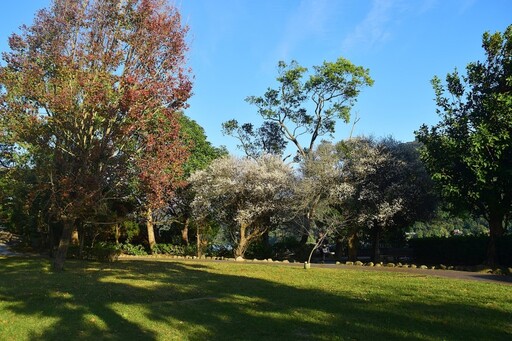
(293, 141, 354, 263)
(340, 137, 436, 262)
(189, 155, 294, 258)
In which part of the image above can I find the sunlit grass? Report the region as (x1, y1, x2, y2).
(0, 257, 511, 340)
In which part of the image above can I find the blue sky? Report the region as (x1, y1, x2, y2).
(1, 0, 511, 155)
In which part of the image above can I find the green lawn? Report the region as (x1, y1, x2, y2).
(0, 257, 511, 340)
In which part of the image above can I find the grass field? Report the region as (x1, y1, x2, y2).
(0, 257, 511, 340)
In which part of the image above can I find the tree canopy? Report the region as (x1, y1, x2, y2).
(190, 155, 294, 258)
(416, 25, 512, 265)
(0, 0, 192, 269)
(223, 58, 373, 161)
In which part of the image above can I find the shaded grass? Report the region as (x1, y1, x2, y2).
(0, 257, 511, 340)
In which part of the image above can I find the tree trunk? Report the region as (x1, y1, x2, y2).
(486, 210, 505, 266)
(52, 219, 75, 271)
(372, 227, 381, 263)
(146, 208, 156, 253)
(71, 228, 79, 245)
(262, 229, 270, 248)
(235, 224, 248, 258)
(347, 231, 359, 262)
(78, 226, 85, 260)
(115, 223, 120, 245)
(48, 223, 55, 258)
(300, 213, 314, 244)
(181, 217, 190, 246)
(334, 237, 343, 261)
(196, 223, 202, 258)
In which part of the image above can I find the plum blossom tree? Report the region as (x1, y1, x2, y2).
(340, 137, 436, 262)
(293, 141, 353, 263)
(189, 155, 294, 258)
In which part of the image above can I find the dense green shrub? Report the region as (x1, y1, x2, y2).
(64, 243, 120, 262)
(121, 243, 148, 256)
(66, 245, 81, 259)
(409, 235, 512, 266)
(89, 242, 121, 262)
(244, 241, 272, 260)
(152, 243, 197, 256)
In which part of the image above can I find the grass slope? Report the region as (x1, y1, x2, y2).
(0, 257, 511, 340)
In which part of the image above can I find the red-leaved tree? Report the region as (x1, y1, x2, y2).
(0, 0, 192, 270)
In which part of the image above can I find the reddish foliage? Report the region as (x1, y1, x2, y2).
(0, 0, 192, 220)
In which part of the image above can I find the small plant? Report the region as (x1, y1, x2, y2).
(121, 242, 148, 256)
(150, 243, 198, 256)
(90, 242, 121, 262)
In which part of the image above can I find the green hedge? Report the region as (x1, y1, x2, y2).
(66, 243, 121, 262)
(152, 243, 197, 256)
(409, 235, 512, 266)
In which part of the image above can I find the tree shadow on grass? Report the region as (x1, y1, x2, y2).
(0, 257, 511, 340)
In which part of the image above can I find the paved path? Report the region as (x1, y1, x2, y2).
(321, 263, 512, 286)
(0, 242, 20, 256)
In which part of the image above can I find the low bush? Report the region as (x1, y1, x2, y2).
(152, 243, 197, 256)
(89, 242, 121, 262)
(65, 243, 121, 262)
(120, 242, 148, 256)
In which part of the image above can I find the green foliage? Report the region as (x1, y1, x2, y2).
(409, 235, 512, 266)
(66, 242, 121, 262)
(0, 0, 193, 270)
(221, 120, 287, 159)
(120, 243, 148, 256)
(415, 25, 512, 263)
(152, 243, 197, 256)
(244, 240, 272, 259)
(89, 242, 121, 262)
(121, 221, 141, 242)
(178, 113, 228, 177)
(224, 58, 373, 160)
(409, 210, 489, 238)
(274, 239, 315, 262)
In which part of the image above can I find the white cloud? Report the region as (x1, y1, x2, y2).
(275, 0, 336, 60)
(342, 0, 402, 52)
(458, 0, 477, 14)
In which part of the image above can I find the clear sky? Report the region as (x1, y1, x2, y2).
(1, 0, 511, 155)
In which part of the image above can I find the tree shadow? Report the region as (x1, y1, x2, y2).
(0, 257, 511, 340)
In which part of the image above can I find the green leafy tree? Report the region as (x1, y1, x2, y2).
(409, 210, 488, 238)
(166, 114, 227, 249)
(416, 25, 512, 265)
(221, 120, 287, 160)
(179, 114, 228, 178)
(223, 58, 373, 161)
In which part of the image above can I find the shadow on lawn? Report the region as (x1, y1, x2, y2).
(0, 257, 511, 340)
